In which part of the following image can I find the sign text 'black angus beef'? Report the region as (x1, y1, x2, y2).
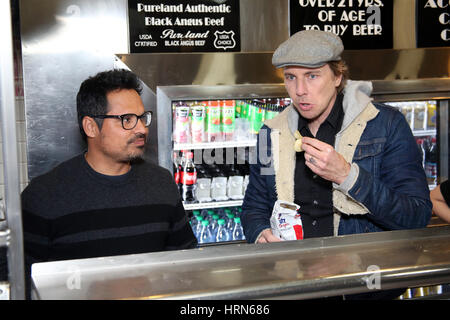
(128, 0, 240, 53)
(289, 0, 393, 49)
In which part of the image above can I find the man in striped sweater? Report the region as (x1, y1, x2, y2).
(21, 69, 197, 298)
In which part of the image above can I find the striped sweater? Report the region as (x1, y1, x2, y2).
(21, 154, 197, 295)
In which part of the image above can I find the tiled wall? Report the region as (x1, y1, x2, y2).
(0, 97, 29, 200)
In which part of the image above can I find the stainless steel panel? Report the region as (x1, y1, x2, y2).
(31, 226, 450, 300)
(20, 0, 128, 180)
(239, 0, 289, 51)
(119, 48, 450, 93)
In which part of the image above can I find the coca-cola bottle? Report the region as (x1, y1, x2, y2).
(425, 137, 437, 185)
(181, 151, 197, 203)
(173, 152, 181, 194)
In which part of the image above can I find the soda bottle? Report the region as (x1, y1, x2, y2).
(215, 219, 231, 242)
(199, 220, 214, 244)
(232, 217, 245, 241)
(173, 103, 191, 144)
(181, 151, 197, 203)
(173, 151, 181, 193)
(425, 137, 437, 185)
(250, 100, 265, 135)
(210, 214, 220, 239)
(206, 100, 222, 142)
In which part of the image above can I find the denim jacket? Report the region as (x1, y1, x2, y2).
(241, 80, 432, 243)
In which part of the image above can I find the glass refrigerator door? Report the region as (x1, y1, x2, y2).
(384, 100, 439, 189)
(384, 99, 449, 190)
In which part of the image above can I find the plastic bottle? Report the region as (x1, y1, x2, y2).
(199, 220, 214, 244)
(172, 151, 181, 194)
(173, 103, 191, 143)
(222, 100, 236, 141)
(191, 103, 206, 143)
(206, 100, 222, 142)
(416, 138, 426, 169)
(181, 151, 197, 204)
(215, 219, 231, 242)
(250, 100, 265, 135)
(425, 137, 437, 185)
(205, 209, 215, 223)
(232, 217, 245, 241)
(226, 212, 235, 231)
(194, 216, 204, 239)
(178, 151, 187, 195)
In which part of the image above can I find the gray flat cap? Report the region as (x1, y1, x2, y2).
(272, 30, 344, 69)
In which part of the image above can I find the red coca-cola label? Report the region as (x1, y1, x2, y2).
(180, 172, 197, 185)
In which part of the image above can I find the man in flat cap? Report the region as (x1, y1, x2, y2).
(242, 30, 431, 244)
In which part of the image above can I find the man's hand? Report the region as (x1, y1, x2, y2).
(256, 228, 282, 243)
(301, 136, 351, 185)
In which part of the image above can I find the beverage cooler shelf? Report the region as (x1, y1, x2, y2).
(174, 139, 257, 151)
(183, 200, 243, 211)
(412, 129, 437, 137)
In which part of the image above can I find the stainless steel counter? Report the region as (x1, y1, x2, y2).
(31, 226, 450, 300)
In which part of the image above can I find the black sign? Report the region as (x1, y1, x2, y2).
(416, 0, 450, 48)
(289, 0, 393, 49)
(128, 0, 240, 53)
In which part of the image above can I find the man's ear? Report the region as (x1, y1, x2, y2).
(335, 73, 343, 89)
(82, 116, 99, 138)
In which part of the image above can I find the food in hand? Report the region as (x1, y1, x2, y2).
(294, 130, 303, 152)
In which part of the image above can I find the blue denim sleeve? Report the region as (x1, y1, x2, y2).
(241, 126, 276, 243)
(348, 109, 432, 230)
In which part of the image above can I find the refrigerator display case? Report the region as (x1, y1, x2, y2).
(157, 84, 291, 244)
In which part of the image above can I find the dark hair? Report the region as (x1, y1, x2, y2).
(328, 60, 349, 93)
(76, 69, 142, 140)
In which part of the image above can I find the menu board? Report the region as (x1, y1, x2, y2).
(128, 0, 240, 53)
(416, 0, 450, 47)
(289, 0, 393, 49)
